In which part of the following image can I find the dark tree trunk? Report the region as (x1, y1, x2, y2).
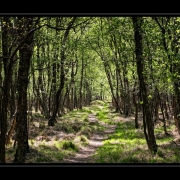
(0, 17, 12, 163)
(163, 94, 170, 120)
(132, 82, 139, 129)
(104, 60, 122, 114)
(173, 83, 180, 134)
(79, 54, 84, 109)
(74, 86, 78, 109)
(68, 59, 78, 111)
(14, 17, 35, 163)
(48, 63, 65, 126)
(48, 17, 76, 126)
(153, 90, 159, 125)
(156, 89, 168, 135)
(132, 16, 158, 154)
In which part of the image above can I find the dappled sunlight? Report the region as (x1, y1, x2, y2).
(4, 99, 180, 163)
(90, 113, 180, 163)
(1, 16, 180, 164)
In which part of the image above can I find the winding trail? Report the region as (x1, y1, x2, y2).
(60, 114, 116, 163)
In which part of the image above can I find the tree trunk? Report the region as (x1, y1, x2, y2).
(0, 17, 12, 163)
(14, 17, 35, 163)
(132, 82, 139, 129)
(132, 16, 158, 154)
(48, 17, 76, 126)
(79, 54, 84, 109)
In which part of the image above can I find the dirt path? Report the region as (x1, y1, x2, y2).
(60, 114, 116, 163)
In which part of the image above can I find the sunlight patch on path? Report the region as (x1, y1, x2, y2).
(59, 114, 116, 163)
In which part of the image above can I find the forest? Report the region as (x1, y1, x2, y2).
(0, 16, 180, 164)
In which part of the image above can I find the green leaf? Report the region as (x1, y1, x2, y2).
(139, 101, 143, 105)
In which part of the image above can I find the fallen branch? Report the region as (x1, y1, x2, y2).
(172, 140, 180, 148)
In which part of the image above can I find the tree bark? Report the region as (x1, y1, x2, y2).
(14, 17, 35, 163)
(0, 17, 13, 163)
(132, 16, 158, 154)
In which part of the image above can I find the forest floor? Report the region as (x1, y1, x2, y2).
(5, 100, 180, 164)
(59, 115, 117, 163)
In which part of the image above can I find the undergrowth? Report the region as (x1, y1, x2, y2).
(5, 100, 179, 164)
(91, 119, 179, 163)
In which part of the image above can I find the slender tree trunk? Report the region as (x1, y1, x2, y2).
(133, 82, 139, 129)
(156, 89, 168, 135)
(0, 17, 12, 163)
(48, 17, 76, 126)
(48, 49, 65, 125)
(163, 94, 170, 120)
(104, 60, 122, 114)
(79, 54, 84, 109)
(173, 83, 180, 134)
(132, 16, 158, 154)
(154, 17, 180, 135)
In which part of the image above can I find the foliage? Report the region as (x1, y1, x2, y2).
(2, 16, 180, 163)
